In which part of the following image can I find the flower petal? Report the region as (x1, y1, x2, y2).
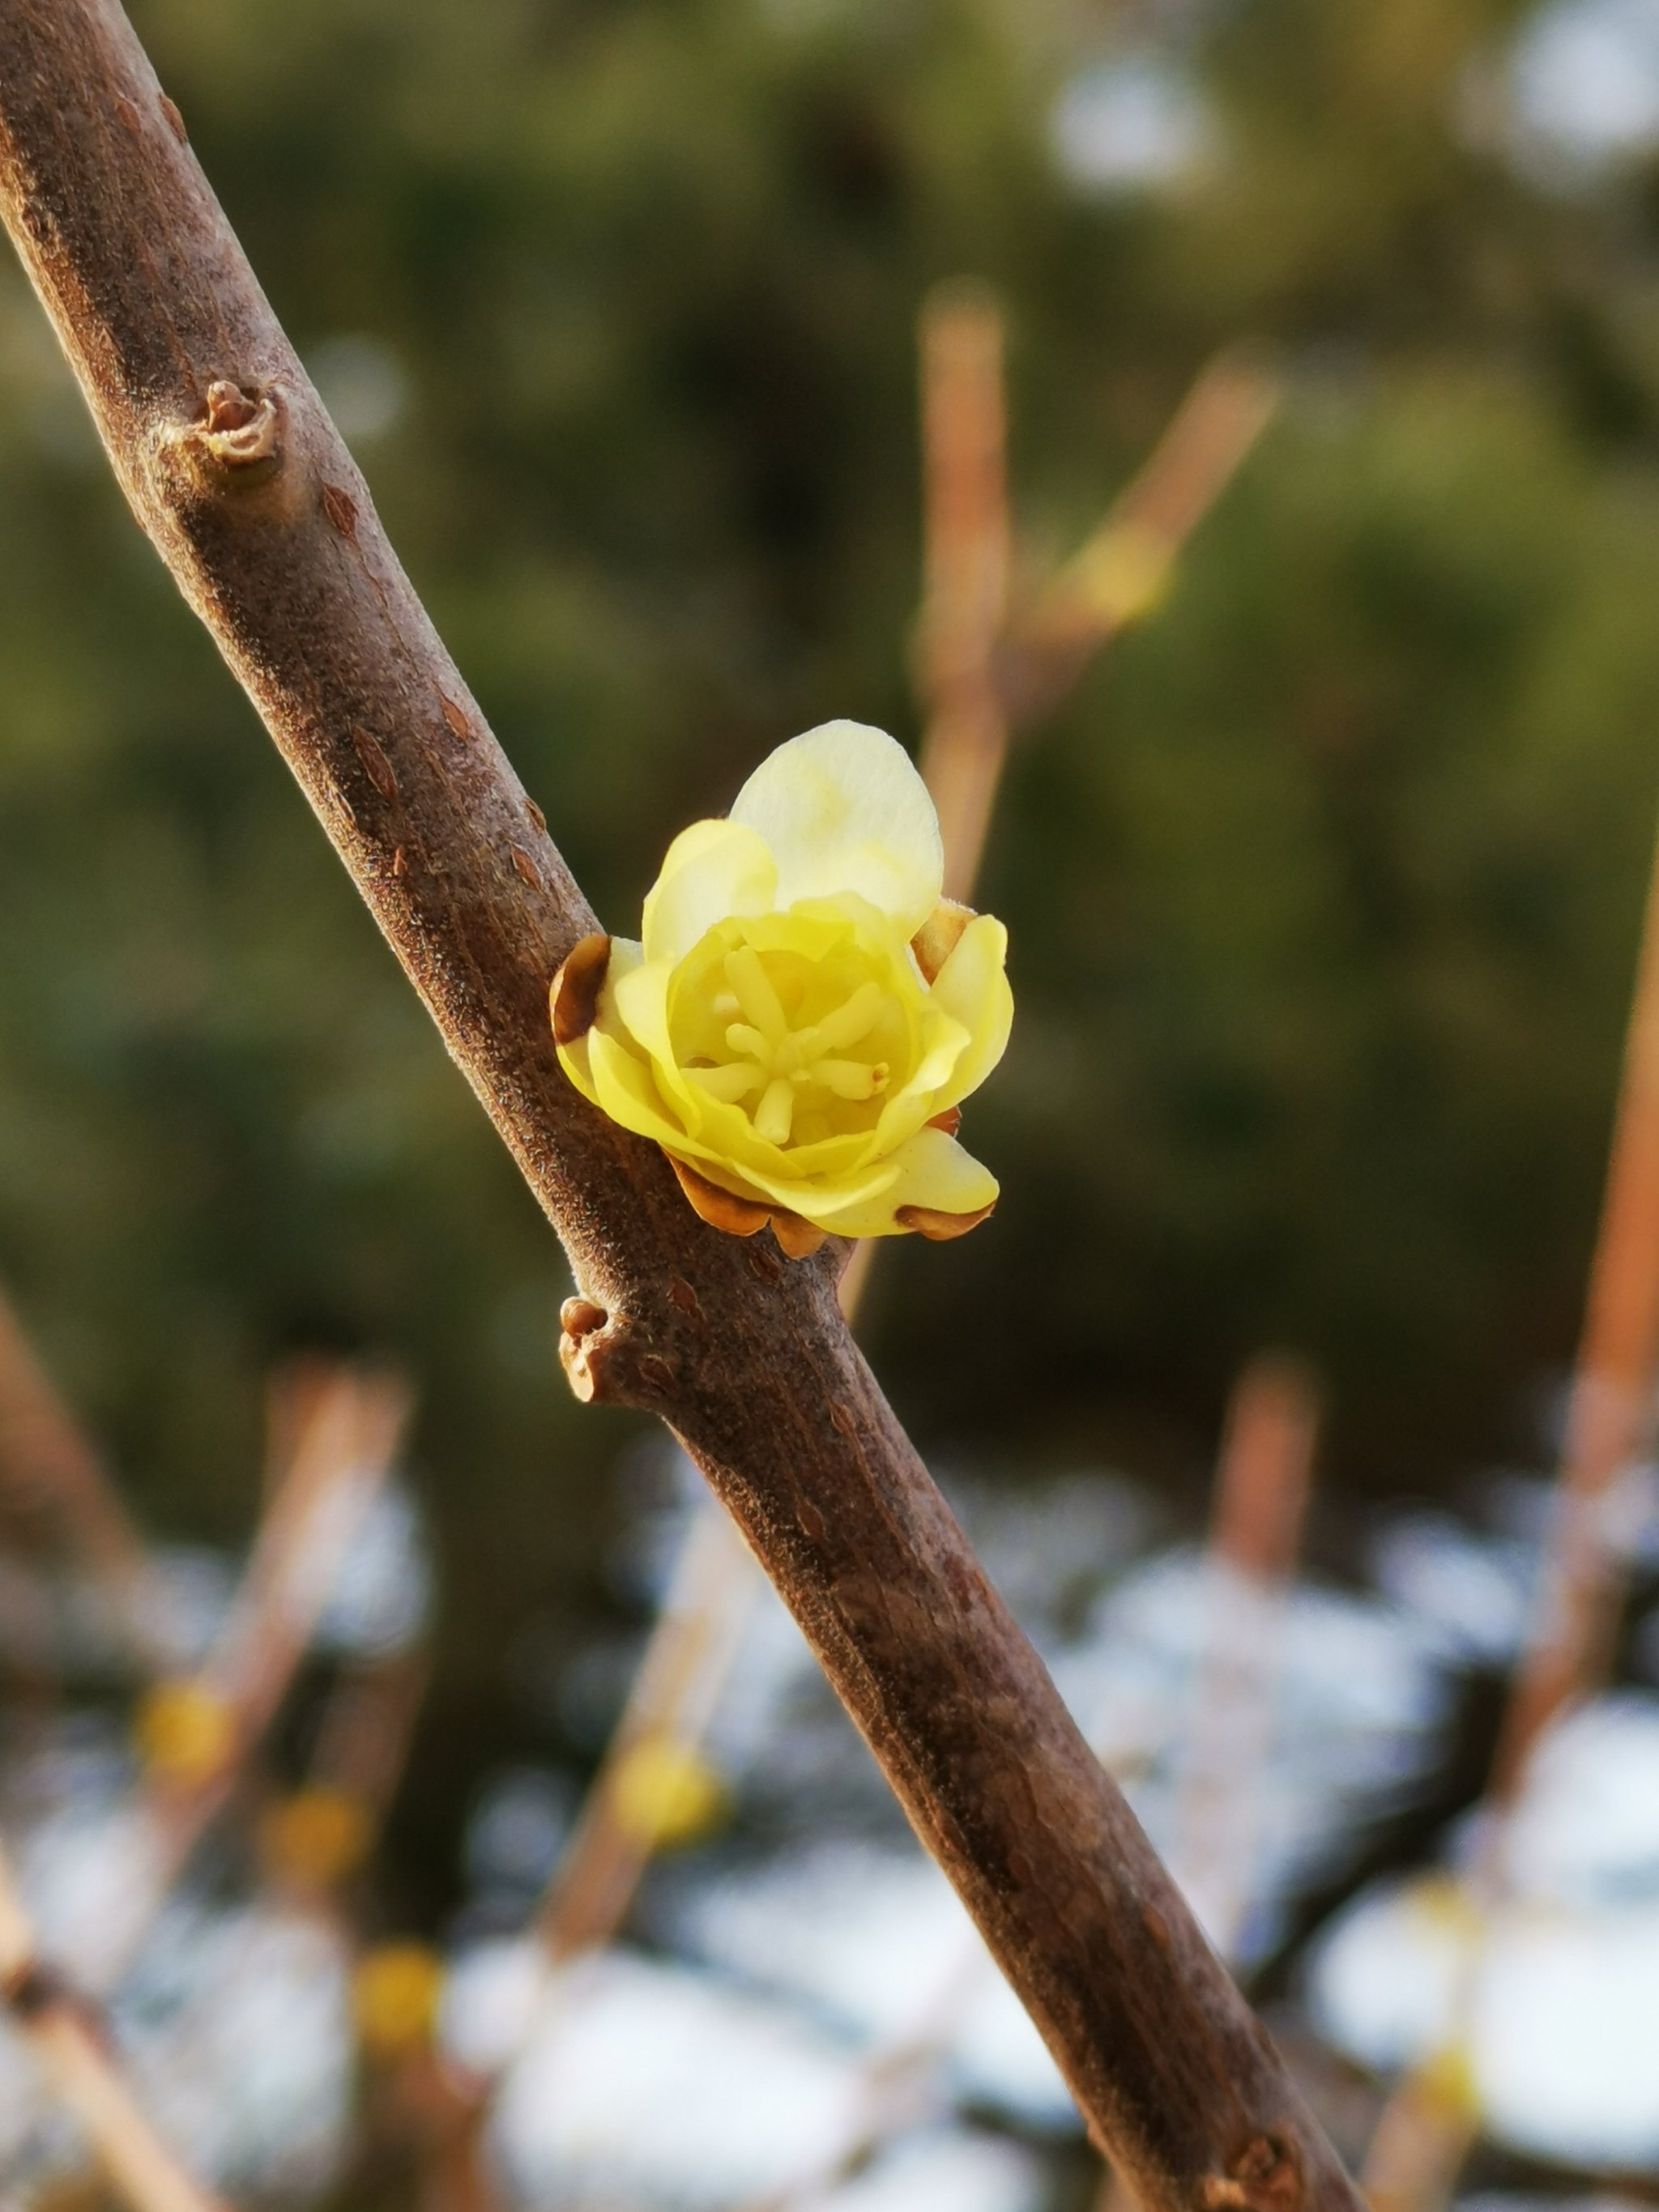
(929, 914, 1013, 1106)
(642, 819, 778, 965)
(730, 722, 942, 938)
(585, 1026, 692, 1151)
(806, 1126, 999, 1238)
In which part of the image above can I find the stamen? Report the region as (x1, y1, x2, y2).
(808, 980, 885, 1055)
(724, 946, 788, 1043)
(725, 1022, 771, 1061)
(687, 1062, 766, 1102)
(754, 1076, 795, 1145)
(816, 1059, 889, 1101)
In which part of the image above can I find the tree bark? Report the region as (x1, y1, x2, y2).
(0, 9, 1360, 2209)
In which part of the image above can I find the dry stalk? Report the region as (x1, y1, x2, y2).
(0, 20, 1358, 2206)
(93, 1362, 411, 1992)
(1004, 349, 1280, 727)
(0, 1280, 166, 1671)
(1358, 797, 1659, 2212)
(1174, 1353, 1320, 1960)
(916, 281, 1014, 902)
(0, 1834, 230, 2212)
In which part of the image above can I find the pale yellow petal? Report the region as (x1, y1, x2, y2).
(929, 914, 1013, 1106)
(585, 1027, 693, 1151)
(608, 957, 698, 1117)
(807, 1127, 999, 1238)
(642, 819, 778, 965)
(730, 722, 942, 938)
(861, 1007, 970, 1161)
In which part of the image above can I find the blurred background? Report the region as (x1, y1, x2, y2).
(7, 0, 1659, 2206)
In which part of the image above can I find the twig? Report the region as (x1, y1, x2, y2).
(1003, 349, 1280, 727)
(916, 281, 1013, 902)
(1174, 1353, 1320, 1959)
(1358, 794, 1659, 2212)
(0, 23, 1359, 2204)
(0, 1280, 165, 1671)
(535, 1500, 758, 1964)
(96, 1362, 410, 1991)
(0, 1834, 230, 2212)
(1488, 802, 1659, 1796)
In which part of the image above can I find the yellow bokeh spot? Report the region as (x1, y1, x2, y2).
(1065, 520, 1175, 629)
(1421, 2043, 1483, 2123)
(609, 1737, 728, 1851)
(261, 1788, 373, 1890)
(134, 1679, 237, 1787)
(354, 1941, 445, 2058)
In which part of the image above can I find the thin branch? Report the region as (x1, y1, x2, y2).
(0, 1835, 230, 2212)
(0, 1279, 165, 1671)
(0, 19, 1359, 2206)
(96, 1362, 410, 1992)
(1357, 795, 1659, 2212)
(1004, 350, 1280, 727)
(916, 281, 1014, 903)
(1175, 1353, 1320, 1959)
(1488, 799, 1659, 1796)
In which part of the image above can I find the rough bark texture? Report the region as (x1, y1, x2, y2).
(0, 10, 1362, 2209)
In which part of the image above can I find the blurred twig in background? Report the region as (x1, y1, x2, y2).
(1360, 793, 1659, 2212)
(915, 280, 1013, 904)
(0, 1834, 229, 2212)
(0, 1281, 167, 1674)
(1175, 1352, 1321, 1961)
(100, 1362, 412, 1993)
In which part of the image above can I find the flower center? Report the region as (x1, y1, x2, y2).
(685, 944, 891, 1147)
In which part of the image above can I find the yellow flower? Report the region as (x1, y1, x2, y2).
(553, 721, 1011, 1253)
(352, 1941, 445, 2058)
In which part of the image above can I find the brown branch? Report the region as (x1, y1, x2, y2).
(0, 15, 1361, 2207)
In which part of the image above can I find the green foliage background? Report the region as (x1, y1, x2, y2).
(3, 0, 1659, 1864)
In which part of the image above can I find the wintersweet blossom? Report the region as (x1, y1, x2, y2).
(552, 721, 1012, 1256)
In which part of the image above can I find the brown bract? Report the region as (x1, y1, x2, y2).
(911, 895, 975, 983)
(0, 11, 1362, 2206)
(549, 931, 612, 1046)
(665, 1153, 827, 1261)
